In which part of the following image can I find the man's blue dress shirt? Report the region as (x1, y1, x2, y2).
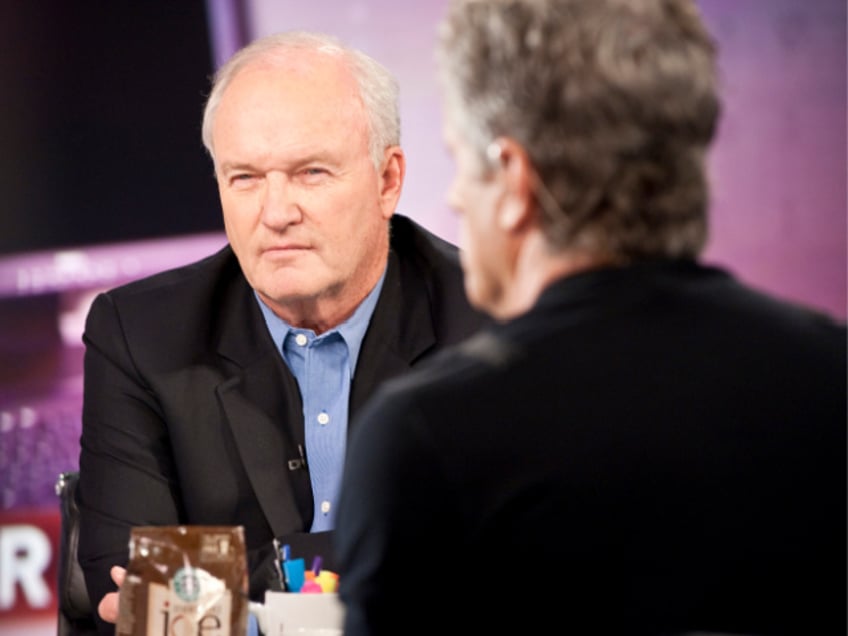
(256, 269, 386, 532)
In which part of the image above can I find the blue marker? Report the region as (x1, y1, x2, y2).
(281, 544, 306, 592)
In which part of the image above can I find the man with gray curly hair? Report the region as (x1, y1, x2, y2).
(334, 1, 846, 634)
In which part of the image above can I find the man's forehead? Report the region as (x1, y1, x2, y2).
(219, 56, 361, 116)
(210, 50, 369, 164)
(237, 48, 352, 87)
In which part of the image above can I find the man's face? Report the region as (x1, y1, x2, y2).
(211, 52, 400, 327)
(443, 123, 511, 318)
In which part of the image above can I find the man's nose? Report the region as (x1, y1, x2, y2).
(261, 173, 302, 228)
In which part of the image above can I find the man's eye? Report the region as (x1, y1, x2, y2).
(230, 173, 256, 188)
(303, 168, 327, 177)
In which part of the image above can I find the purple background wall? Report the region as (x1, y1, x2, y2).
(699, 0, 846, 319)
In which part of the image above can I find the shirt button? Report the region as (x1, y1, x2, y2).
(295, 333, 308, 346)
(321, 500, 331, 514)
(317, 412, 330, 425)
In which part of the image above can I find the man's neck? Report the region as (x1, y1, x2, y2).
(260, 264, 387, 335)
(498, 232, 619, 321)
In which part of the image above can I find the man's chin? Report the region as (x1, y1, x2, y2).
(255, 279, 326, 307)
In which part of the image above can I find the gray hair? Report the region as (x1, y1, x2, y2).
(201, 31, 400, 170)
(436, 0, 721, 260)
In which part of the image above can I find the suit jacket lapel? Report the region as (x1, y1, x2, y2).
(350, 248, 436, 419)
(214, 281, 312, 537)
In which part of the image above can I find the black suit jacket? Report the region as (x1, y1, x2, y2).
(76, 215, 485, 630)
(336, 259, 847, 636)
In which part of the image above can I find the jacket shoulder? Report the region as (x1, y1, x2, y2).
(84, 245, 255, 362)
(389, 214, 462, 270)
(389, 214, 487, 337)
(103, 244, 240, 303)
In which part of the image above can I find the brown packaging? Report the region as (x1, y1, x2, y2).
(116, 526, 248, 636)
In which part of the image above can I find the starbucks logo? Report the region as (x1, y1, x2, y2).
(173, 567, 200, 601)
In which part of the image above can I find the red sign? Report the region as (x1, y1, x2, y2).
(0, 509, 61, 620)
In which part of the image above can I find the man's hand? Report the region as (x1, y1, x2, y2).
(97, 566, 126, 624)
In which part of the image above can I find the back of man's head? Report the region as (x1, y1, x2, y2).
(437, 0, 721, 261)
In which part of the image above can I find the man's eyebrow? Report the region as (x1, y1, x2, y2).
(218, 152, 337, 174)
(218, 160, 255, 174)
(289, 151, 337, 167)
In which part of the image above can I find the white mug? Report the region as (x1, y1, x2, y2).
(249, 591, 345, 636)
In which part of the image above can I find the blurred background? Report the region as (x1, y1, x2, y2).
(1, 1, 844, 634)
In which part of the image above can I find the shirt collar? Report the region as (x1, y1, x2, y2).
(255, 266, 387, 377)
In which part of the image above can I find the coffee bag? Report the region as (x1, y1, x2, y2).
(116, 525, 248, 636)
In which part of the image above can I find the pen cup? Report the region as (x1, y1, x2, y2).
(251, 590, 345, 635)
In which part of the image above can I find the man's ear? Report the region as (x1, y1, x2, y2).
(378, 146, 405, 219)
(489, 137, 535, 232)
